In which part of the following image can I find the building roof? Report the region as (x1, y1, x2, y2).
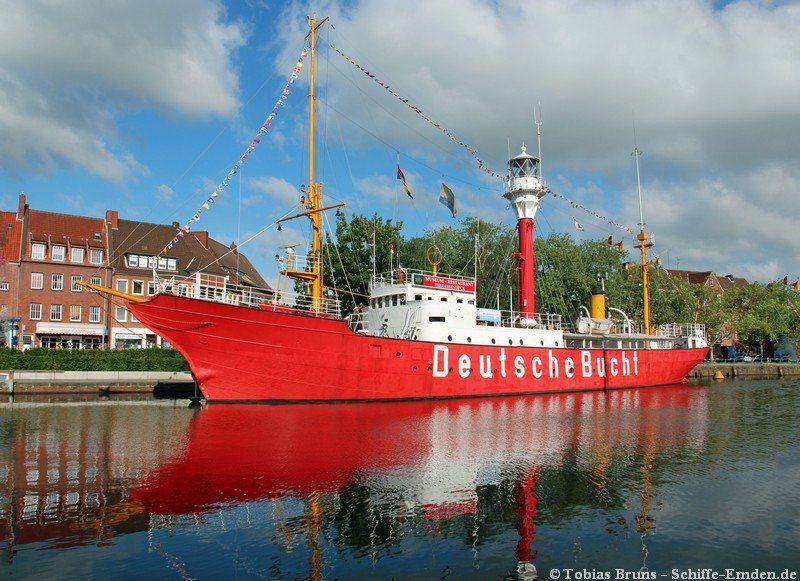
(110, 218, 270, 288)
(665, 268, 748, 290)
(0, 211, 23, 262)
(26, 210, 107, 256)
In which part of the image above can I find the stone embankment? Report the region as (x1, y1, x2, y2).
(690, 361, 800, 379)
(0, 370, 195, 394)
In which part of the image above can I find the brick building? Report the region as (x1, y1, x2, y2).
(0, 194, 269, 350)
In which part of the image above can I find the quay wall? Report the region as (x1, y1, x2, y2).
(690, 361, 800, 379)
(0, 370, 195, 394)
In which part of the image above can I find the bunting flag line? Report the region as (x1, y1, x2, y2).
(397, 165, 413, 199)
(550, 189, 634, 233)
(158, 45, 310, 256)
(439, 183, 457, 217)
(332, 44, 636, 234)
(332, 45, 506, 181)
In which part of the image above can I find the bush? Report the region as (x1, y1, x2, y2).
(0, 347, 190, 372)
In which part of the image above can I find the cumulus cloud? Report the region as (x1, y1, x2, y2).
(267, 0, 800, 280)
(248, 176, 301, 206)
(0, 0, 245, 182)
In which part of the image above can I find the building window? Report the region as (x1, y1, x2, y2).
(91, 276, 101, 286)
(70, 305, 81, 322)
(0, 282, 8, 291)
(31, 243, 45, 260)
(115, 306, 127, 322)
(71, 275, 82, 291)
(131, 312, 139, 323)
(52, 274, 64, 290)
(89, 306, 101, 323)
(31, 272, 43, 289)
(52, 246, 65, 261)
(71, 247, 85, 263)
(50, 304, 62, 321)
(147, 281, 157, 295)
(41, 336, 59, 349)
(116, 279, 128, 293)
(132, 280, 144, 295)
(90, 249, 103, 265)
(30, 303, 42, 320)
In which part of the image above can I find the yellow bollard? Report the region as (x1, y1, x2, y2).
(713, 369, 725, 381)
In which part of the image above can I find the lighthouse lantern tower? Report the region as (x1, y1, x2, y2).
(503, 145, 547, 324)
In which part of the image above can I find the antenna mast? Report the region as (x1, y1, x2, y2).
(535, 104, 543, 179)
(632, 119, 654, 336)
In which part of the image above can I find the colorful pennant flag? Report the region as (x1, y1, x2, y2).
(158, 44, 310, 256)
(397, 165, 413, 199)
(439, 183, 457, 217)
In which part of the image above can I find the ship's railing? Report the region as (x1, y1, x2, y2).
(372, 268, 476, 290)
(654, 323, 706, 339)
(489, 310, 565, 330)
(152, 272, 341, 318)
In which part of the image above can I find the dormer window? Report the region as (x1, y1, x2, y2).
(31, 243, 45, 260)
(71, 247, 84, 263)
(93, 232, 101, 240)
(51, 245, 65, 261)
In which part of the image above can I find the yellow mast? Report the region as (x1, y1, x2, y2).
(633, 145, 653, 336)
(307, 15, 322, 312)
(278, 15, 333, 313)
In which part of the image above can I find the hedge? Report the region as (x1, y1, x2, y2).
(0, 347, 190, 372)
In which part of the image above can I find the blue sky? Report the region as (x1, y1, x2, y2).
(1, 0, 799, 285)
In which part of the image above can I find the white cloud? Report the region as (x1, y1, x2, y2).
(268, 0, 800, 280)
(0, 0, 246, 182)
(248, 176, 301, 206)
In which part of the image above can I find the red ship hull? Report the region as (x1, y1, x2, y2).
(128, 294, 707, 402)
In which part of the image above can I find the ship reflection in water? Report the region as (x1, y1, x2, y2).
(2, 382, 799, 578)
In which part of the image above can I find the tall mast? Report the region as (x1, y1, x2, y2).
(632, 144, 653, 335)
(306, 14, 323, 312)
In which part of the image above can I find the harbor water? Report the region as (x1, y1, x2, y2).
(1, 379, 798, 579)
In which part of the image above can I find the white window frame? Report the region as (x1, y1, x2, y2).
(132, 280, 144, 295)
(51, 245, 65, 262)
(50, 304, 62, 321)
(71, 275, 82, 291)
(0, 282, 8, 291)
(70, 247, 85, 263)
(116, 279, 128, 293)
(31, 243, 45, 260)
(90, 249, 103, 265)
(29, 303, 42, 320)
(147, 281, 157, 295)
(70, 305, 81, 322)
(89, 306, 101, 323)
(115, 306, 127, 322)
(91, 276, 102, 286)
(31, 272, 43, 289)
(52, 274, 64, 291)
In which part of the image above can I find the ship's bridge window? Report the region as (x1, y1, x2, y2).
(391, 295, 398, 306)
(400, 295, 406, 305)
(414, 294, 422, 301)
(440, 297, 447, 302)
(429, 316, 445, 322)
(468, 300, 475, 305)
(456, 298, 464, 303)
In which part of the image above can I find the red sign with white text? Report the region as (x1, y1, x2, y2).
(422, 275, 476, 293)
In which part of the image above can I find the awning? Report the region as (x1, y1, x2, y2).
(36, 322, 107, 336)
(115, 333, 143, 340)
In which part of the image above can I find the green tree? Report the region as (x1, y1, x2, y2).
(323, 213, 405, 311)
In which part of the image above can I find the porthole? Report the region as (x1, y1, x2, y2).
(540, 340, 544, 346)
(467, 337, 472, 343)
(519, 339, 524, 345)
(412, 365, 418, 372)
(448, 335, 453, 341)
(509, 339, 513, 345)
(491, 338, 496, 344)
(396, 352, 401, 357)
(555, 341, 559, 346)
